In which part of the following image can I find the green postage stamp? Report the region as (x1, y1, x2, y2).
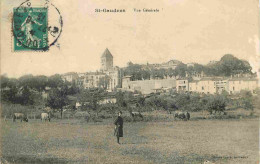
(13, 7, 48, 51)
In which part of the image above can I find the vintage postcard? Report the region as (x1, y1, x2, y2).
(1, 0, 259, 163)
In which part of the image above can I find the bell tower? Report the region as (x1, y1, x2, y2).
(101, 48, 113, 71)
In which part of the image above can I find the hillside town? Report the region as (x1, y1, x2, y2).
(61, 48, 258, 95)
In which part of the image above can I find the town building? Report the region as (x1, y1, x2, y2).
(187, 63, 195, 67)
(61, 48, 120, 91)
(208, 60, 218, 65)
(61, 49, 258, 95)
(122, 76, 176, 94)
(176, 79, 189, 92)
(121, 75, 258, 95)
(159, 60, 182, 69)
(62, 72, 78, 83)
(227, 78, 258, 94)
(188, 77, 227, 94)
(79, 72, 107, 89)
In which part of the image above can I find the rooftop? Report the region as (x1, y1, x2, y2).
(101, 48, 113, 58)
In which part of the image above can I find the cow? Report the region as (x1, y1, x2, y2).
(41, 113, 51, 122)
(203, 160, 215, 164)
(130, 111, 143, 121)
(185, 112, 190, 120)
(13, 113, 28, 122)
(174, 111, 190, 120)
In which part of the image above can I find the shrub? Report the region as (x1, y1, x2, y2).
(205, 94, 227, 114)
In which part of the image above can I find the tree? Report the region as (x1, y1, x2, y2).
(168, 68, 177, 77)
(47, 74, 64, 88)
(20, 86, 34, 105)
(46, 88, 68, 119)
(116, 90, 126, 107)
(1, 76, 19, 103)
(34, 75, 48, 91)
(1, 86, 18, 103)
(136, 96, 145, 107)
(239, 90, 254, 110)
(175, 63, 187, 77)
(78, 88, 107, 117)
(67, 80, 80, 95)
(187, 66, 195, 77)
(206, 54, 253, 76)
(150, 68, 166, 79)
(175, 93, 190, 110)
(98, 75, 110, 89)
(123, 63, 151, 80)
(18, 75, 48, 91)
(205, 95, 227, 114)
(18, 74, 35, 88)
(144, 95, 168, 110)
(193, 64, 205, 74)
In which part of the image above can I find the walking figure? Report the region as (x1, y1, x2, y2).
(114, 111, 123, 144)
(20, 8, 43, 46)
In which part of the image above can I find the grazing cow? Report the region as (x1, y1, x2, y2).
(130, 112, 143, 120)
(41, 113, 51, 122)
(174, 111, 190, 120)
(204, 160, 215, 164)
(13, 113, 28, 122)
(174, 112, 186, 120)
(185, 112, 190, 120)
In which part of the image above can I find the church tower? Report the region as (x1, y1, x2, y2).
(101, 48, 113, 71)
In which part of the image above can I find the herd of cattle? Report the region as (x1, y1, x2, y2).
(130, 111, 190, 120)
(11, 111, 190, 122)
(12, 113, 51, 122)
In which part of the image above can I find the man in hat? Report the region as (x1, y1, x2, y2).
(114, 111, 123, 144)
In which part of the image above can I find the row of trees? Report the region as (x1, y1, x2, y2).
(114, 90, 254, 114)
(1, 74, 79, 106)
(122, 54, 253, 81)
(1, 74, 63, 92)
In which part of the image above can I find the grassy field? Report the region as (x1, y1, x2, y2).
(0, 118, 259, 164)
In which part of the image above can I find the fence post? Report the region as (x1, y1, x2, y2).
(4, 115, 6, 121)
(34, 114, 36, 120)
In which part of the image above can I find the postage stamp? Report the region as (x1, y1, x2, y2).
(13, 7, 48, 51)
(12, 0, 63, 51)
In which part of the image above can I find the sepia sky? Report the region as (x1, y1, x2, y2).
(1, 0, 259, 78)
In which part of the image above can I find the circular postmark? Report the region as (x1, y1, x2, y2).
(12, 0, 63, 51)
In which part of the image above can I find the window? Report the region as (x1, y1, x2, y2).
(233, 87, 235, 91)
(202, 86, 204, 90)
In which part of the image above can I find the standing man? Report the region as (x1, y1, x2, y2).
(114, 111, 123, 144)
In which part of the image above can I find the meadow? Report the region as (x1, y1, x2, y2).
(0, 118, 259, 164)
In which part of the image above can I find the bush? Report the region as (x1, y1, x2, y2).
(204, 94, 227, 114)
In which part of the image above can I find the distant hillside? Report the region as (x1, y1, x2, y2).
(122, 54, 254, 80)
